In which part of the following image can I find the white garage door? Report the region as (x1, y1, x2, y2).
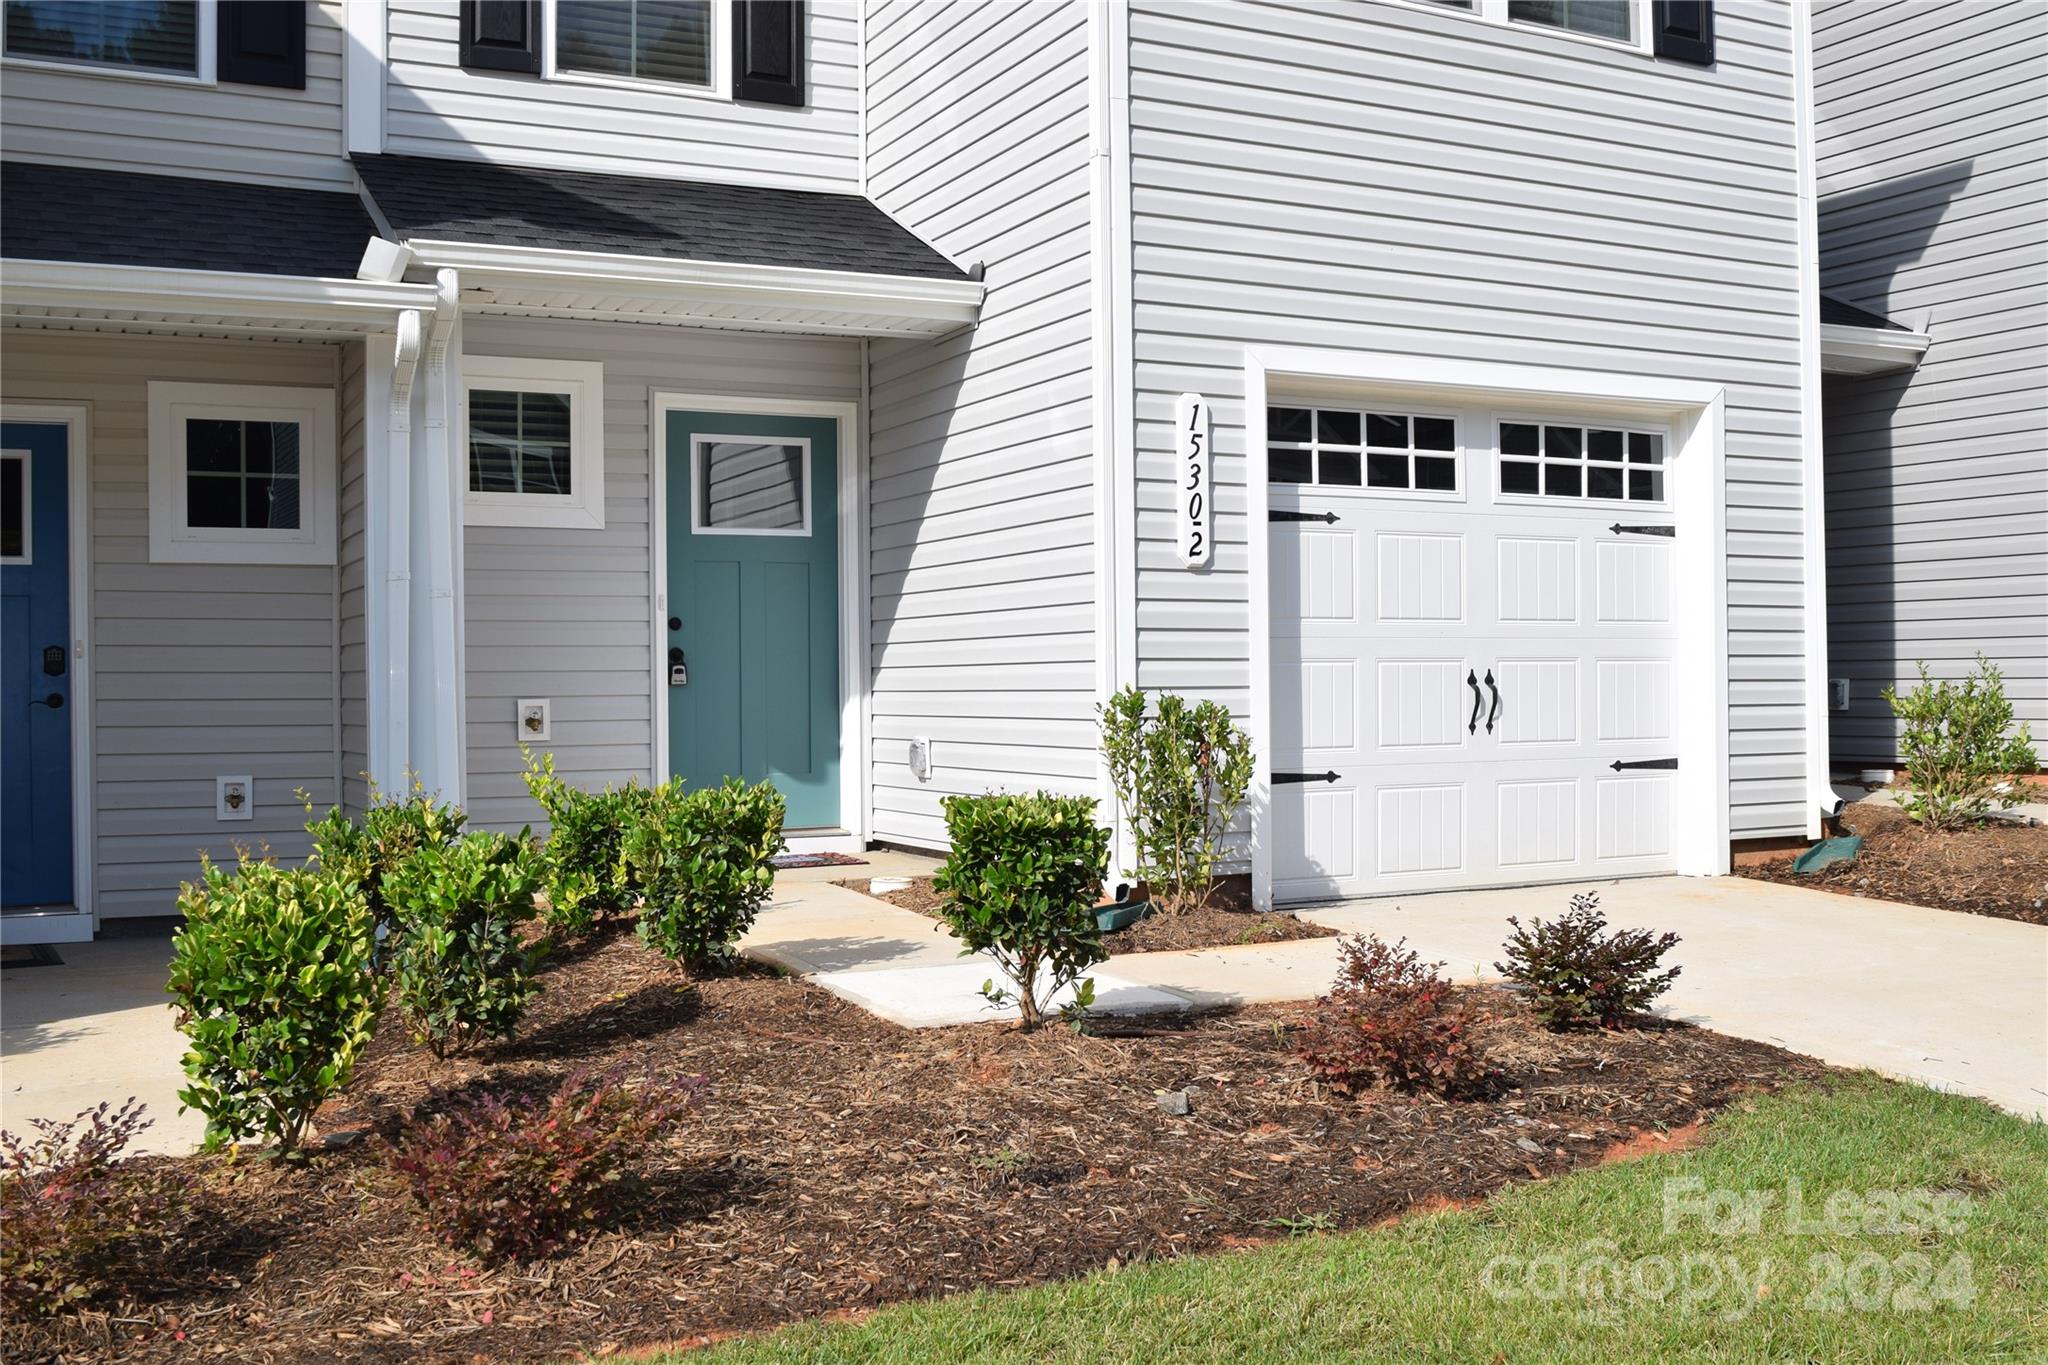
(1270, 404, 1680, 902)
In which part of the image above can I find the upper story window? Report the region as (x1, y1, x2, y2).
(3, 0, 210, 78)
(553, 0, 718, 92)
(1507, 0, 1633, 43)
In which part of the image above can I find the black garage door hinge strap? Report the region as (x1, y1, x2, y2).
(1270, 509, 1338, 523)
(1273, 770, 1341, 784)
(1609, 523, 1674, 537)
(1609, 758, 1678, 771)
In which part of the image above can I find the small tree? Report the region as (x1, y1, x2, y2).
(930, 792, 1111, 1030)
(1099, 686, 1254, 912)
(1883, 655, 2039, 832)
(385, 830, 546, 1057)
(166, 856, 380, 1154)
(625, 778, 786, 971)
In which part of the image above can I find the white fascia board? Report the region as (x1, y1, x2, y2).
(401, 238, 986, 326)
(0, 259, 440, 326)
(1819, 323, 1932, 375)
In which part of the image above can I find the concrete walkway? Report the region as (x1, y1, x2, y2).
(1, 930, 204, 1156)
(750, 867, 2048, 1120)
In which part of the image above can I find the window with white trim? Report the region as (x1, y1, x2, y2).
(1267, 406, 1460, 492)
(1398, 0, 1651, 53)
(692, 437, 811, 535)
(3, 0, 214, 79)
(552, 0, 721, 93)
(147, 382, 336, 565)
(464, 357, 606, 529)
(1498, 420, 1665, 502)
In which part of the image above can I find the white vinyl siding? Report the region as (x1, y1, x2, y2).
(0, 332, 347, 917)
(0, 0, 349, 190)
(861, 0, 1097, 850)
(458, 316, 860, 833)
(384, 0, 861, 191)
(1814, 0, 2048, 763)
(1124, 0, 1813, 840)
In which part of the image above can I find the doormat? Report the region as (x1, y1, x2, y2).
(0, 944, 64, 969)
(769, 851, 869, 870)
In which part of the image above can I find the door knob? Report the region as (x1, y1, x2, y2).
(28, 692, 63, 710)
(668, 616, 681, 632)
(668, 646, 685, 665)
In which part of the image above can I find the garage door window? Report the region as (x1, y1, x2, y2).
(1499, 421, 1664, 502)
(1268, 407, 1458, 491)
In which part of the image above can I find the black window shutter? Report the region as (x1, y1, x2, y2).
(217, 0, 306, 89)
(460, 0, 542, 75)
(1652, 1, 1714, 66)
(731, 1, 805, 107)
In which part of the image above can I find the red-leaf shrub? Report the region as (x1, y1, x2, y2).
(1295, 935, 1490, 1097)
(1495, 891, 1681, 1030)
(385, 1070, 697, 1263)
(0, 1100, 194, 1317)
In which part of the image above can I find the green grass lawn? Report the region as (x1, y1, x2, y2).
(648, 1075, 2047, 1363)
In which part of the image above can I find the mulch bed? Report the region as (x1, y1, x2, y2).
(8, 926, 1822, 1364)
(835, 875, 1340, 954)
(1738, 800, 2048, 925)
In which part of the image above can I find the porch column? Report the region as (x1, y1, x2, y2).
(410, 270, 465, 804)
(363, 313, 424, 795)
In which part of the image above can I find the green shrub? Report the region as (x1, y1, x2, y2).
(0, 1100, 194, 1317)
(307, 784, 465, 932)
(385, 1070, 696, 1264)
(522, 748, 651, 936)
(930, 792, 1111, 1030)
(1099, 685, 1254, 912)
(625, 778, 786, 970)
(1883, 654, 2039, 832)
(385, 830, 546, 1057)
(166, 856, 380, 1154)
(1495, 891, 1681, 1030)
(1295, 935, 1489, 1097)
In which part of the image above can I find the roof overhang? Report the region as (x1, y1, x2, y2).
(1821, 322, 1932, 376)
(1, 258, 441, 337)
(399, 238, 984, 338)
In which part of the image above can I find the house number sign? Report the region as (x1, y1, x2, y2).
(1176, 391, 1211, 568)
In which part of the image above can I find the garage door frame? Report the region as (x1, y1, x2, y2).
(1245, 347, 1731, 909)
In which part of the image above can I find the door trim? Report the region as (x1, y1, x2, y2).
(1, 402, 94, 938)
(648, 392, 866, 843)
(1243, 348, 1731, 909)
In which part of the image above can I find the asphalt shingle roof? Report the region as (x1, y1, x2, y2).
(1, 161, 378, 278)
(351, 153, 965, 281)
(1820, 292, 1908, 331)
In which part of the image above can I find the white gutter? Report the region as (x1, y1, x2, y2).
(372, 309, 425, 792)
(1820, 323, 1932, 376)
(0, 259, 438, 328)
(414, 269, 464, 804)
(401, 238, 985, 329)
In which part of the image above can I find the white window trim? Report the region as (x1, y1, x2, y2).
(542, 0, 732, 102)
(463, 356, 606, 530)
(147, 382, 337, 566)
(1387, 0, 1654, 57)
(1490, 410, 1674, 509)
(1, 449, 32, 565)
(1, 0, 218, 85)
(689, 434, 813, 537)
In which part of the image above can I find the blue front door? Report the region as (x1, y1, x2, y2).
(664, 410, 841, 829)
(1, 421, 75, 911)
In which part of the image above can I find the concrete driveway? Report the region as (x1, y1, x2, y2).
(1, 928, 204, 1156)
(1300, 876, 2048, 1119)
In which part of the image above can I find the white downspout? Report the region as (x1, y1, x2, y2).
(414, 269, 464, 803)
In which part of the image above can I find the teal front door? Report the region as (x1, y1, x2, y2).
(664, 410, 840, 829)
